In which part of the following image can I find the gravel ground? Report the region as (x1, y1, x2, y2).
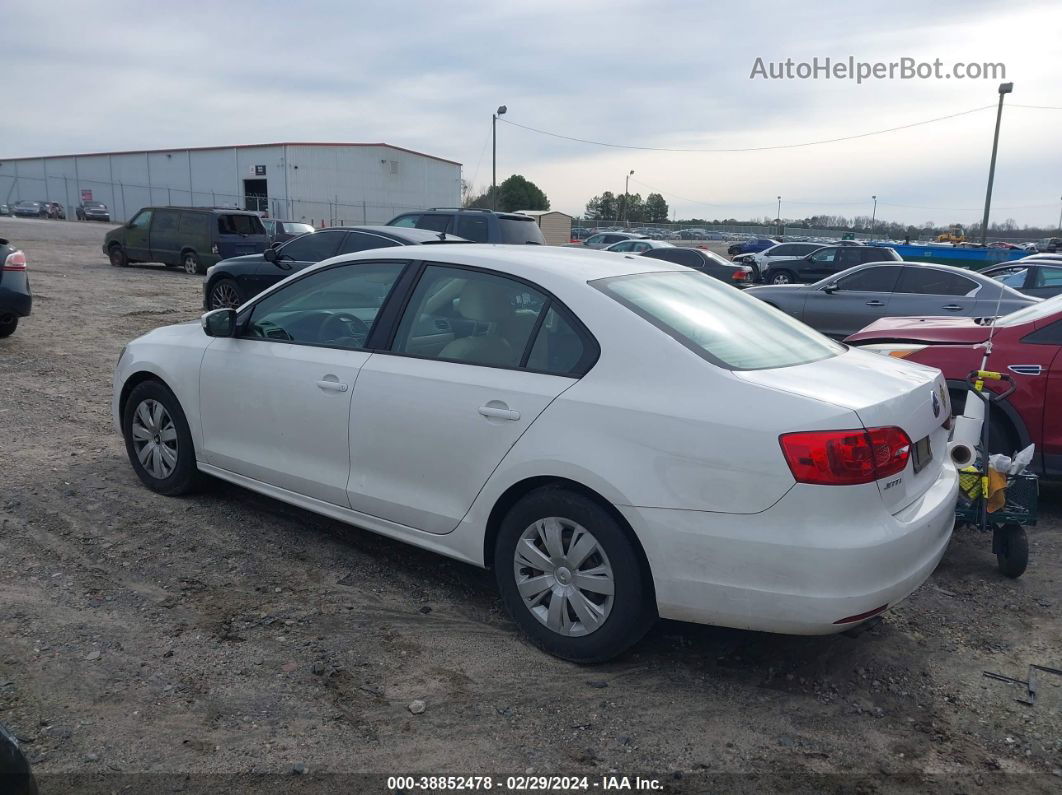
(1, 217, 1060, 793)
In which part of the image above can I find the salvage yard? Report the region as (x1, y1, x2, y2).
(1, 218, 1061, 791)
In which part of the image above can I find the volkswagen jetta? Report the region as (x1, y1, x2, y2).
(113, 245, 958, 661)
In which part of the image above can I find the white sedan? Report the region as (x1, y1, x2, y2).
(113, 245, 958, 662)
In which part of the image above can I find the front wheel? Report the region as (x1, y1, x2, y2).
(182, 251, 204, 275)
(208, 277, 243, 309)
(769, 269, 796, 285)
(122, 380, 201, 496)
(108, 245, 128, 268)
(0, 315, 18, 338)
(494, 487, 656, 662)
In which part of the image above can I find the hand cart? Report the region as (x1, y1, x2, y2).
(954, 370, 1037, 578)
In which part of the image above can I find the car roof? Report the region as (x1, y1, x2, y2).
(296, 225, 461, 242)
(319, 243, 683, 287)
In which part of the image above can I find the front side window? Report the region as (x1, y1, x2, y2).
(129, 209, 153, 230)
(894, 268, 978, 296)
(835, 265, 902, 292)
(586, 234, 606, 246)
(810, 248, 837, 263)
(391, 265, 547, 368)
(595, 270, 843, 371)
(609, 241, 633, 252)
(245, 262, 406, 349)
(279, 230, 345, 261)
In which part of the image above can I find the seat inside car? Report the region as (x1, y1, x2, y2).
(438, 281, 517, 366)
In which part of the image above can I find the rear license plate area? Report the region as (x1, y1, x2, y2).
(912, 435, 932, 474)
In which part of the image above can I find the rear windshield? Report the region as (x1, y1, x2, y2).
(217, 214, 266, 236)
(499, 217, 545, 245)
(595, 270, 843, 371)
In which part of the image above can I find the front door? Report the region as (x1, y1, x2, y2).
(802, 264, 902, 338)
(198, 259, 408, 505)
(125, 209, 153, 261)
(346, 264, 580, 533)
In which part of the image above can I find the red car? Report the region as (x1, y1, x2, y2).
(845, 296, 1062, 476)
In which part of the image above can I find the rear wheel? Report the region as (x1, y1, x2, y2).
(994, 523, 1028, 578)
(0, 315, 18, 338)
(769, 269, 796, 285)
(108, 244, 127, 268)
(182, 250, 204, 275)
(208, 278, 243, 309)
(494, 487, 656, 662)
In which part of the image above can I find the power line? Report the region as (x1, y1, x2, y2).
(500, 105, 998, 153)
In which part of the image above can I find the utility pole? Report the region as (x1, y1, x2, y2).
(871, 195, 877, 236)
(1057, 195, 1062, 233)
(980, 82, 1014, 246)
(492, 105, 507, 211)
(623, 170, 634, 226)
(776, 196, 782, 237)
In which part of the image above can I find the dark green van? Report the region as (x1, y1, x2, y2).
(103, 207, 269, 274)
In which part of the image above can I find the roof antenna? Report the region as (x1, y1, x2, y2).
(438, 231, 446, 241)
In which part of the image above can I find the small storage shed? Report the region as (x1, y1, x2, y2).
(518, 210, 573, 246)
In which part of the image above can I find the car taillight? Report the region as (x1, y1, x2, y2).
(731, 267, 751, 281)
(2, 250, 26, 271)
(779, 426, 911, 485)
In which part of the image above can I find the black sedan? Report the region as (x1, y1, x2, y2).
(0, 238, 31, 337)
(640, 246, 754, 285)
(982, 260, 1062, 298)
(746, 261, 1035, 339)
(203, 225, 466, 309)
(76, 201, 111, 222)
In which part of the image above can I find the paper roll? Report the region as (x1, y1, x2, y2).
(948, 441, 975, 467)
(951, 414, 982, 449)
(961, 392, 985, 424)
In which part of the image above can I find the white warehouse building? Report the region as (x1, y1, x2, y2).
(0, 142, 462, 225)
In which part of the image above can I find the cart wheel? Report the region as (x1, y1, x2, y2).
(994, 523, 1028, 578)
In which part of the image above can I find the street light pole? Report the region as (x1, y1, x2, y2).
(871, 195, 877, 236)
(623, 169, 634, 226)
(979, 82, 1013, 246)
(776, 196, 781, 237)
(1057, 195, 1062, 234)
(492, 105, 507, 211)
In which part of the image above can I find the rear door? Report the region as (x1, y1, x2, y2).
(891, 267, 981, 317)
(345, 263, 588, 533)
(802, 265, 902, 338)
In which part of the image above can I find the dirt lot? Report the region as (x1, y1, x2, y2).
(1, 218, 1060, 793)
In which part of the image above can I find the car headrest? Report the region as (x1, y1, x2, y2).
(457, 280, 513, 322)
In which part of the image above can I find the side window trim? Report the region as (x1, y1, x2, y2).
(518, 298, 552, 368)
(380, 260, 600, 377)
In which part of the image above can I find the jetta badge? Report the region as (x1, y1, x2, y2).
(931, 389, 941, 418)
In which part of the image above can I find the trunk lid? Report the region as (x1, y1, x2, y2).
(846, 315, 992, 344)
(735, 347, 951, 513)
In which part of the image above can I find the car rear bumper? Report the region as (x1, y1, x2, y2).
(621, 461, 958, 634)
(0, 279, 32, 318)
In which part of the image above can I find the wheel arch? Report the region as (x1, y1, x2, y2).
(119, 369, 175, 423)
(946, 378, 1030, 452)
(481, 475, 656, 604)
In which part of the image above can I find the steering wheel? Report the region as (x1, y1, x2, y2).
(318, 312, 370, 342)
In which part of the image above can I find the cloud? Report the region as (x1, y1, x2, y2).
(2, 0, 1060, 226)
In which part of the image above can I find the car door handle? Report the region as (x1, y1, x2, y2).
(943, 304, 964, 311)
(478, 404, 521, 421)
(865, 300, 885, 307)
(316, 377, 349, 393)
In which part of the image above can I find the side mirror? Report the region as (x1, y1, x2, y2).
(823, 283, 839, 294)
(201, 308, 236, 337)
(264, 247, 277, 262)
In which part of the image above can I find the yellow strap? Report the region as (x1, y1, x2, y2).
(975, 370, 1002, 380)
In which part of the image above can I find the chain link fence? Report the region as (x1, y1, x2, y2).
(0, 173, 426, 227)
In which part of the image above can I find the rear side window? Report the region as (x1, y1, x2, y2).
(416, 214, 452, 234)
(178, 212, 208, 237)
(390, 214, 420, 228)
(279, 230, 345, 261)
(863, 248, 898, 262)
(498, 217, 545, 244)
(218, 214, 266, 235)
(526, 307, 588, 376)
(455, 215, 490, 243)
(895, 268, 979, 296)
(338, 231, 400, 255)
(153, 210, 179, 235)
(596, 271, 843, 371)
(1035, 267, 1062, 287)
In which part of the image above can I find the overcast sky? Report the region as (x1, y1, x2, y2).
(3, 0, 1061, 227)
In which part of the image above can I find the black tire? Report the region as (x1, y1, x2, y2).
(0, 315, 17, 338)
(769, 269, 796, 285)
(208, 277, 243, 309)
(121, 380, 201, 496)
(108, 244, 128, 268)
(995, 523, 1028, 578)
(494, 486, 656, 663)
(181, 250, 204, 275)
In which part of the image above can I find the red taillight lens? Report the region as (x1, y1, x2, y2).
(779, 426, 911, 485)
(2, 250, 26, 271)
(731, 269, 749, 281)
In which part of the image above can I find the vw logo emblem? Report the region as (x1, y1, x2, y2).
(931, 390, 941, 418)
